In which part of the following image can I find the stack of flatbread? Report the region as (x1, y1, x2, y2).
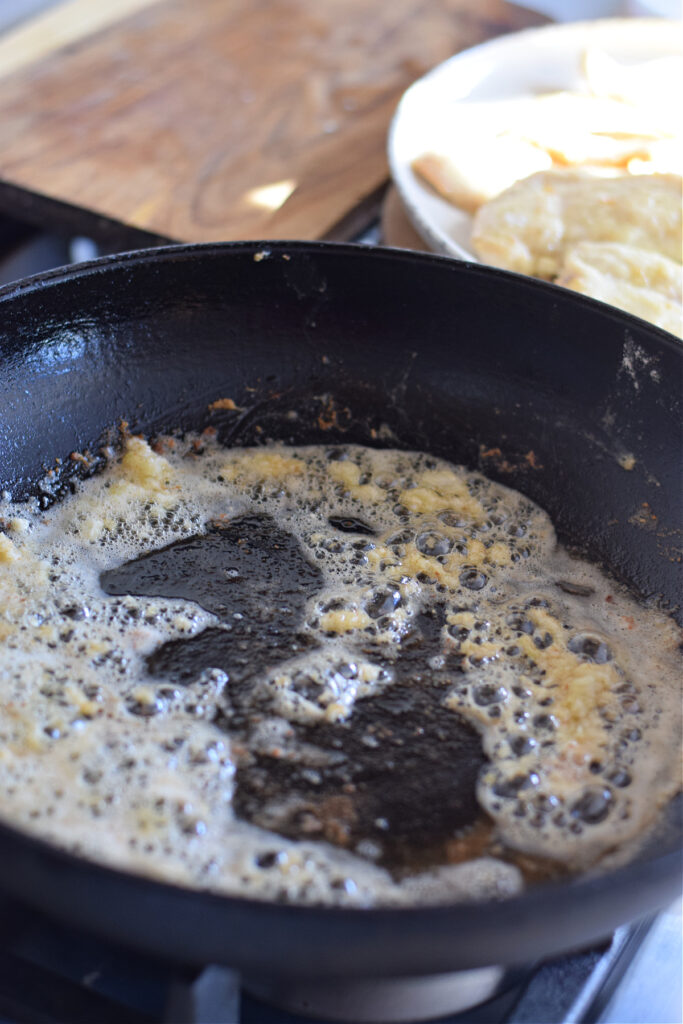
(412, 49, 683, 337)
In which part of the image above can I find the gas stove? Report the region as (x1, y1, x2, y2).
(0, 217, 681, 1024)
(0, 894, 680, 1024)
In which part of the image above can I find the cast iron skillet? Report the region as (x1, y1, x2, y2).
(0, 242, 680, 978)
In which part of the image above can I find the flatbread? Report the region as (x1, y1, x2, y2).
(556, 241, 682, 338)
(471, 170, 682, 279)
(627, 138, 682, 177)
(412, 136, 551, 214)
(582, 47, 683, 112)
(512, 91, 672, 167)
(410, 86, 677, 220)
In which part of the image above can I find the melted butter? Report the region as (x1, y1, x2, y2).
(0, 437, 680, 906)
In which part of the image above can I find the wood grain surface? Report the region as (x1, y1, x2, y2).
(0, 0, 545, 244)
(0, 0, 164, 81)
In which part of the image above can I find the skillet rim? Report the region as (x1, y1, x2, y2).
(0, 239, 680, 974)
(0, 237, 682, 354)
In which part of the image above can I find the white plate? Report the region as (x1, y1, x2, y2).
(388, 18, 682, 261)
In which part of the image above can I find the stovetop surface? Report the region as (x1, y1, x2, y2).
(1, 894, 680, 1024)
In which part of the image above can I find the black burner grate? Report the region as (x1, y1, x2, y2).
(0, 896, 654, 1024)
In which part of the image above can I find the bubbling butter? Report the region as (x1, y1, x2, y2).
(0, 437, 679, 906)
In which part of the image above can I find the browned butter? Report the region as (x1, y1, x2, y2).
(0, 437, 680, 906)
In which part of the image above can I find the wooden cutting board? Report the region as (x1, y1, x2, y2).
(0, 0, 545, 244)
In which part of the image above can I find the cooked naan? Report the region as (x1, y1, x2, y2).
(412, 136, 552, 214)
(471, 171, 682, 279)
(557, 241, 682, 337)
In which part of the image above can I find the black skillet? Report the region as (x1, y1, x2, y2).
(0, 242, 680, 979)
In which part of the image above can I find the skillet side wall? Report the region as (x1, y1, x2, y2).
(0, 242, 680, 975)
(0, 243, 680, 612)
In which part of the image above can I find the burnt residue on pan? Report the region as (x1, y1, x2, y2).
(24, 392, 391, 509)
(100, 513, 488, 875)
(101, 513, 322, 682)
(228, 609, 487, 875)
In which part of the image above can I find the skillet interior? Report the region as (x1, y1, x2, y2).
(0, 241, 680, 975)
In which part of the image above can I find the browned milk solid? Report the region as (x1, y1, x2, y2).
(0, 438, 679, 906)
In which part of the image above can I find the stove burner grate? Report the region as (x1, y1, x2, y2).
(0, 897, 655, 1024)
